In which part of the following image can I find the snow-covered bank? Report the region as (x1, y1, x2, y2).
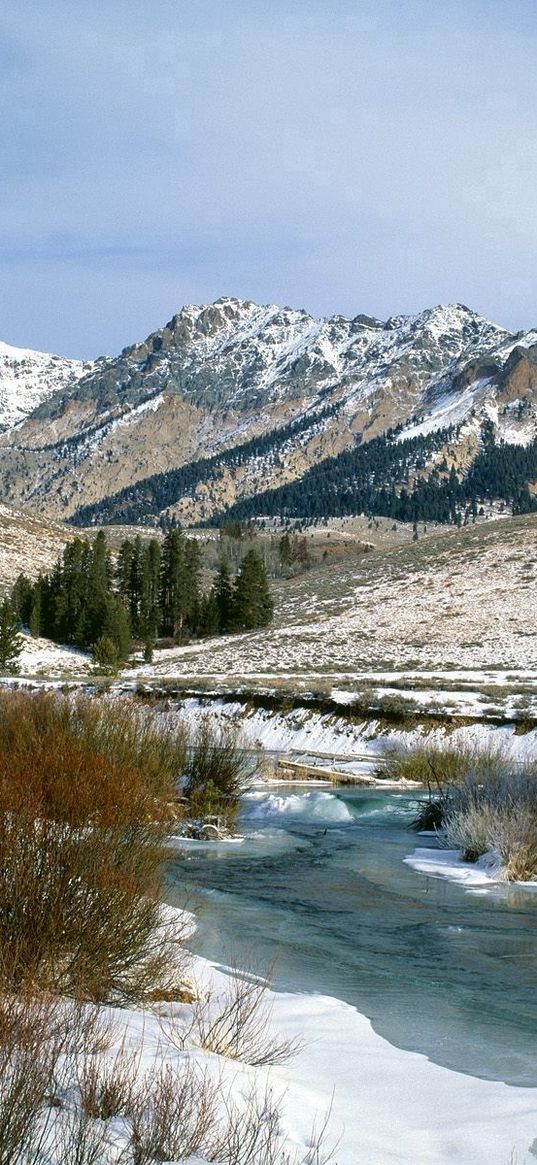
(405, 845, 537, 892)
(46, 948, 537, 1165)
(405, 846, 503, 888)
(161, 695, 537, 769)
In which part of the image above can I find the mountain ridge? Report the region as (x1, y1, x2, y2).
(0, 297, 536, 525)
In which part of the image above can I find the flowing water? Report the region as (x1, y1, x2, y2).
(165, 785, 537, 1086)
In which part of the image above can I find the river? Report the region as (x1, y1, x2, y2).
(166, 784, 537, 1088)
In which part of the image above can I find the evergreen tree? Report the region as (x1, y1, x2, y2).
(160, 529, 201, 639)
(12, 574, 33, 625)
(86, 531, 113, 645)
(128, 536, 145, 635)
(198, 589, 220, 636)
(101, 595, 131, 662)
(92, 635, 120, 674)
(278, 532, 293, 570)
(214, 556, 233, 632)
(232, 549, 273, 631)
(116, 539, 134, 608)
(29, 581, 42, 638)
(0, 599, 22, 674)
(140, 539, 161, 641)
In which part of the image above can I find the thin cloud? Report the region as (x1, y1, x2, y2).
(1, 0, 536, 356)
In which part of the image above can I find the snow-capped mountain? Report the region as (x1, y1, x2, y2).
(0, 297, 536, 523)
(0, 342, 92, 431)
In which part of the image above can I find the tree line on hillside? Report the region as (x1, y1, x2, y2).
(206, 428, 537, 527)
(70, 402, 341, 527)
(11, 529, 273, 669)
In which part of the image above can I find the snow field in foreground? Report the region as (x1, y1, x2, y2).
(42, 937, 537, 1165)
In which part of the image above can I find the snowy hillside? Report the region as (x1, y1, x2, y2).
(0, 341, 92, 430)
(124, 513, 537, 693)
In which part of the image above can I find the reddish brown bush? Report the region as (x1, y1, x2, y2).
(0, 690, 188, 999)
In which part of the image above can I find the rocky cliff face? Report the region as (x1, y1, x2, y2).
(0, 297, 536, 523)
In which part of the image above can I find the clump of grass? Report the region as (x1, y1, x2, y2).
(442, 770, 537, 877)
(398, 737, 537, 881)
(411, 796, 445, 832)
(182, 715, 256, 830)
(382, 739, 509, 788)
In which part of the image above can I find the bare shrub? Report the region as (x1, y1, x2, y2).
(77, 1039, 140, 1120)
(165, 966, 300, 1067)
(51, 1105, 111, 1165)
(211, 1085, 282, 1165)
(374, 693, 419, 719)
(125, 1060, 219, 1165)
(0, 808, 183, 1000)
(124, 1071, 336, 1165)
(0, 689, 188, 805)
(0, 690, 190, 999)
(213, 1086, 338, 1165)
(0, 992, 65, 1165)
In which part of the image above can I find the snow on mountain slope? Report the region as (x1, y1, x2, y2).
(61, 297, 509, 421)
(1, 297, 537, 522)
(0, 341, 92, 430)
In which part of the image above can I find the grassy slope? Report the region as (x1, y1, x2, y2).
(125, 514, 537, 693)
(0, 504, 77, 592)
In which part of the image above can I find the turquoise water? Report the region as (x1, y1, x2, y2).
(165, 786, 537, 1086)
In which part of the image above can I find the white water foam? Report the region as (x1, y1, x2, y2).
(242, 789, 355, 823)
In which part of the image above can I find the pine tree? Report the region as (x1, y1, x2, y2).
(29, 582, 42, 638)
(86, 531, 113, 645)
(116, 539, 134, 607)
(12, 574, 33, 625)
(214, 556, 233, 632)
(198, 589, 220, 636)
(160, 529, 185, 638)
(0, 599, 22, 674)
(160, 529, 201, 640)
(278, 532, 293, 571)
(232, 549, 273, 631)
(101, 595, 131, 662)
(92, 635, 120, 674)
(140, 540, 161, 642)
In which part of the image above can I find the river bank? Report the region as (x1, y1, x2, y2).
(41, 914, 537, 1165)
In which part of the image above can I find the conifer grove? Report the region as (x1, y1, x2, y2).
(11, 529, 273, 665)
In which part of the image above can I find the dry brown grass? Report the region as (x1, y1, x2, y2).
(164, 965, 300, 1067)
(183, 714, 257, 828)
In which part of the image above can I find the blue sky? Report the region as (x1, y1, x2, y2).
(1, 0, 537, 357)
